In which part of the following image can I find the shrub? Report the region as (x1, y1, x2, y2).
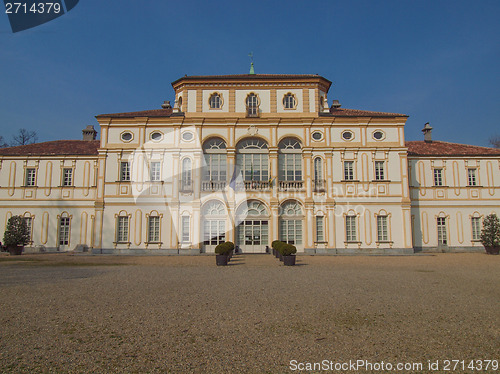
(281, 244, 297, 256)
(274, 241, 286, 253)
(481, 214, 500, 248)
(215, 241, 234, 255)
(3, 215, 30, 247)
(271, 240, 281, 249)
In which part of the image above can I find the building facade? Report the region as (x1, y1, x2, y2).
(1, 74, 499, 254)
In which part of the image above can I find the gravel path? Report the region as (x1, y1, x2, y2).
(0, 253, 498, 373)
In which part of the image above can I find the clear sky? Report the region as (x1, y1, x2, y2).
(1, 0, 499, 146)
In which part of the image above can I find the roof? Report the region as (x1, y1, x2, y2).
(96, 108, 173, 119)
(172, 73, 332, 86)
(406, 140, 500, 157)
(329, 107, 407, 117)
(0, 140, 100, 156)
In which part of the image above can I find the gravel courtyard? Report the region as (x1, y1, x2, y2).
(0, 253, 498, 373)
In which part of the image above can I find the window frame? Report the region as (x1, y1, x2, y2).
(471, 217, 481, 241)
(147, 216, 161, 243)
(375, 161, 385, 181)
(181, 158, 193, 192)
(467, 168, 477, 186)
(377, 215, 388, 242)
(208, 92, 223, 109)
(283, 93, 297, 110)
(344, 161, 354, 181)
(120, 161, 131, 182)
(433, 168, 443, 186)
(181, 216, 190, 243)
(116, 216, 129, 243)
(25, 168, 36, 187)
(345, 215, 357, 242)
(62, 168, 73, 186)
(437, 217, 447, 246)
(315, 216, 325, 242)
(245, 93, 260, 117)
(58, 217, 70, 246)
(150, 162, 161, 182)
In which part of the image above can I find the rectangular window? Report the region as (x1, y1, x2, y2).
(63, 168, 73, 186)
(344, 161, 354, 181)
(316, 216, 325, 242)
(203, 220, 226, 246)
(471, 217, 481, 241)
(150, 162, 161, 181)
(278, 154, 301, 181)
(467, 168, 477, 186)
(375, 161, 385, 180)
(437, 217, 447, 245)
(59, 217, 70, 246)
(181, 216, 190, 242)
(117, 216, 129, 243)
(120, 162, 130, 181)
(433, 168, 443, 186)
(148, 216, 160, 243)
(279, 219, 302, 245)
(24, 217, 32, 241)
(25, 168, 36, 186)
(238, 154, 269, 181)
(203, 154, 227, 182)
(377, 215, 388, 242)
(345, 216, 357, 242)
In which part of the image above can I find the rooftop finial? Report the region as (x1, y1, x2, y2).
(248, 52, 255, 74)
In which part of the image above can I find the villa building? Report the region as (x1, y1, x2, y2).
(0, 74, 499, 254)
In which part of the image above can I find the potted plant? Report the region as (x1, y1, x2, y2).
(215, 241, 234, 266)
(281, 243, 297, 266)
(271, 240, 281, 257)
(3, 215, 30, 256)
(480, 213, 500, 255)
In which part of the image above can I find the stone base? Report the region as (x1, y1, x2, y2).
(90, 248, 202, 255)
(415, 246, 485, 253)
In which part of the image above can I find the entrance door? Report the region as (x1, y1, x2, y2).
(237, 220, 268, 253)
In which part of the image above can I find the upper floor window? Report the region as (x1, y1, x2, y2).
(25, 168, 36, 186)
(120, 162, 131, 182)
(344, 161, 354, 181)
(246, 93, 259, 117)
(181, 158, 193, 192)
(433, 168, 443, 186)
(150, 162, 161, 181)
(236, 138, 269, 182)
(209, 93, 222, 109)
(203, 138, 227, 184)
(314, 157, 323, 181)
(62, 168, 73, 186)
(375, 161, 385, 181)
(278, 138, 302, 181)
(467, 168, 477, 186)
(316, 216, 325, 242)
(283, 93, 296, 109)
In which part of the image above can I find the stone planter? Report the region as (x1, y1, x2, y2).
(216, 254, 229, 266)
(8, 245, 23, 255)
(484, 246, 500, 255)
(283, 255, 296, 266)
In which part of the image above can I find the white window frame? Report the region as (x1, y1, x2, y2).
(116, 216, 129, 243)
(344, 161, 354, 181)
(437, 217, 447, 246)
(433, 168, 443, 186)
(471, 217, 481, 241)
(346, 216, 357, 242)
(377, 215, 388, 242)
(148, 216, 160, 243)
(150, 162, 161, 181)
(375, 161, 385, 181)
(467, 168, 477, 186)
(59, 217, 70, 246)
(24, 217, 33, 243)
(316, 216, 325, 242)
(181, 158, 193, 191)
(120, 162, 131, 182)
(246, 93, 259, 117)
(283, 93, 296, 109)
(181, 216, 190, 243)
(209, 93, 222, 109)
(25, 168, 36, 186)
(62, 168, 73, 186)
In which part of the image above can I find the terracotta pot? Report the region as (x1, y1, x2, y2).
(216, 254, 229, 266)
(283, 255, 296, 266)
(484, 246, 500, 255)
(8, 245, 23, 255)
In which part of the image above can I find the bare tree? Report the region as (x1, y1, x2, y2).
(0, 136, 9, 148)
(11, 128, 38, 146)
(490, 135, 500, 149)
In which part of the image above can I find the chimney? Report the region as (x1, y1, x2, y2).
(82, 125, 97, 141)
(161, 100, 172, 109)
(422, 122, 433, 143)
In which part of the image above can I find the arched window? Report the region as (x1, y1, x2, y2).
(236, 138, 269, 183)
(202, 138, 227, 191)
(279, 201, 303, 245)
(278, 138, 302, 181)
(181, 158, 192, 192)
(314, 157, 322, 181)
(209, 93, 222, 109)
(202, 200, 226, 247)
(283, 93, 296, 109)
(246, 93, 259, 117)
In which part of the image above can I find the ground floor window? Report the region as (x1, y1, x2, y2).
(471, 217, 481, 241)
(346, 216, 357, 242)
(280, 219, 302, 245)
(24, 217, 33, 242)
(377, 215, 388, 241)
(117, 216, 129, 243)
(148, 216, 160, 243)
(181, 216, 190, 242)
(315, 216, 325, 242)
(203, 220, 226, 246)
(59, 217, 70, 246)
(437, 217, 447, 245)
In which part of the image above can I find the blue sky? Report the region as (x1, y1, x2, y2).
(1, 0, 499, 146)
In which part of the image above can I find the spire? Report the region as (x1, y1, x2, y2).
(248, 52, 255, 74)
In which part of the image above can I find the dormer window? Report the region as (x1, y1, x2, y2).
(246, 93, 259, 117)
(209, 93, 222, 109)
(283, 93, 297, 109)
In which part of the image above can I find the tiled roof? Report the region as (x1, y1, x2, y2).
(329, 108, 407, 117)
(172, 74, 332, 85)
(96, 108, 173, 119)
(406, 140, 500, 157)
(0, 140, 100, 156)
